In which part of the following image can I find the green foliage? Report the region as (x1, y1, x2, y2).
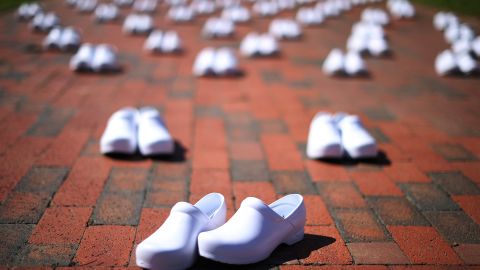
(0, 0, 37, 12)
(412, 0, 480, 18)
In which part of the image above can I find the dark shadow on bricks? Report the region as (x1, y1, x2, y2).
(315, 150, 391, 167)
(105, 140, 187, 162)
(189, 234, 336, 270)
(331, 70, 372, 80)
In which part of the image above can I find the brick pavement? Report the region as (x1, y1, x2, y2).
(0, 0, 480, 269)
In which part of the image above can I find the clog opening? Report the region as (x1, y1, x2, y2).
(269, 194, 302, 218)
(195, 193, 224, 218)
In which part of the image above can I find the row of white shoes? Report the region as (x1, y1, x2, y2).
(296, 7, 324, 26)
(323, 49, 367, 76)
(168, 6, 195, 22)
(202, 17, 235, 38)
(144, 30, 182, 53)
(69, 44, 120, 72)
(347, 21, 389, 56)
(433, 11, 479, 76)
(221, 5, 250, 23)
(100, 107, 175, 156)
(193, 47, 240, 76)
(307, 112, 378, 159)
(136, 193, 306, 269)
(240, 32, 279, 57)
(43, 27, 81, 51)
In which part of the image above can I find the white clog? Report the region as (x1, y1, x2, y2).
(258, 34, 279, 56)
(70, 43, 95, 71)
(100, 107, 138, 154)
(59, 27, 81, 51)
(193, 47, 216, 76)
(91, 44, 119, 72)
(198, 194, 306, 265)
(94, 3, 119, 22)
(368, 36, 389, 56)
(456, 52, 477, 74)
(133, 0, 157, 13)
(114, 0, 134, 7)
(240, 32, 259, 57)
(337, 114, 378, 158)
(191, 0, 216, 15)
(161, 31, 182, 53)
(435, 49, 457, 76)
(213, 47, 238, 75)
(137, 107, 174, 156)
(322, 48, 344, 75)
(43, 27, 63, 50)
(136, 193, 227, 270)
(306, 112, 342, 159)
(17, 3, 42, 21)
(144, 30, 164, 52)
(344, 51, 366, 75)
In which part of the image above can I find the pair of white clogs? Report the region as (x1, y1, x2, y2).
(94, 3, 119, 22)
(31, 12, 60, 32)
(43, 27, 81, 51)
(252, 1, 279, 17)
(240, 32, 279, 57)
(387, 0, 415, 19)
(269, 19, 302, 40)
(307, 112, 378, 159)
(136, 193, 306, 269)
(133, 0, 158, 13)
(348, 22, 389, 56)
(191, 0, 216, 15)
(202, 17, 235, 38)
(100, 107, 174, 156)
(70, 43, 120, 72)
(74, 0, 98, 13)
(144, 30, 182, 53)
(168, 6, 195, 22)
(123, 14, 154, 34)
(435, 49, 478, 76)
(221, 6, 250, 23)
(296, 7, 324, 26)
(323, 49, 368, 76)
(17, 2, 42, 21)
(361, 8, 389, 26)
(193, 47, 239, 76)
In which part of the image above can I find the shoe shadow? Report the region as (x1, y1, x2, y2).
(316, 150, 391, 167)
(189, 234, 336, 270)
(105, 140, 187, 162)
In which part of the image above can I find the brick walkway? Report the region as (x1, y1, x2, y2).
(1, 0, 480, 269)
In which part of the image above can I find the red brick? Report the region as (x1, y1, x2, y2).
(29, 207, 92, 245)
(384, 162, 430, 183)
(261, 134, 304, 170)
(233, 181, 276, 209)
(93, 192, 143, 225)
(304, 195, 333, 226)
(282, 267, 388, 270)
(145, 189, 186, 207)
(300, 225, 353, 265)
(452, 195, 480, 224)
(109, 168, 149, 193)
(73, 225, 135, 266)
(135, 208, 170, 244)
(454, 162, 480, 184)
(153, 163, 189, 180)
(229, 141, 264, 160)
(347, 242, 409, 264)
(454, 244, 480, 264)
(52, 157, 111, 206)
(38, 127, 90, 166)
(190, 169, 232, 205)
(306, 160, 351, 182)
(334, 209, 388, 242)
(192, 150, 229, 169)
(388, 226, 462, 264)
(0, 113, 37, 154)
(17, 244, 77, 266)
(351, 171, 403, 196)
(0, 192, 50, 223)
(316, 182, 367, 209)
(0, 137, 51, 202)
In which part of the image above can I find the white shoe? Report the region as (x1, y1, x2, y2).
(347, 34, 368, 53)
(258, 34, 279, 56)
(344, 51, 366, 75)
(94, 3, 119, 22)
(193, 47, 216, 76)
(137, 107, 174, 156)
(198, 194, 306, 265)
(435, 49, 457, 76)
(59, 27, 81, 51)
(456, 52, 478, 74)
(144, 30, 164, 52)
(136, 193, 227, 270)
(91, 44, 119, 72)
(240, 32, 259, 57)
(337, 114, 378, 158)
(70, 43, 95, 71)
(161, 31, 182, 53)
(100, 107, 138, 154)
(306, 112, 342, 159)
(43, 27, 63, 50)
(17, 3, 42, 20)
(368, 36, 389, 56)
(323, 48, 344, 75)
(213, 47, 238, 75)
